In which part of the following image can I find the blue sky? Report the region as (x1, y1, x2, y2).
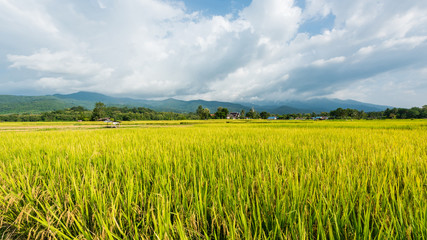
(1, 0, 427, 107)
(182, 0, 252, 16)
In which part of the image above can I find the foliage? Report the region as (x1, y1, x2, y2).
(0, 92, 251, 115)
(328, 106, 427, 119)
(91, 102, 107, 120)
(214, 107, 229, 119)
(246, 107, 259, 119)
(0, 95, 84, 114)
(196, 105, 211, 120)
(260, 111, 270, 119)
(0, 103, 199, 122)
(240, 109, 245, 119)
(1, 102, 426, 122)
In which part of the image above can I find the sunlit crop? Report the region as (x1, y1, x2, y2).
(0, 120, 426, 239)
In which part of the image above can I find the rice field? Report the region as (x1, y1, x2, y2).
(0, 120, 426, 239)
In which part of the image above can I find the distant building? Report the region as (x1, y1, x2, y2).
(227, 112, 240, 119)
(98, 117, 111, 122)
(267, 116, 277, 120)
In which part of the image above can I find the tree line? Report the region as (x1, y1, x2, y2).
(0, 102, 426, 122)
(196, 105, 427, 120)
(327, 106, 427, 119)
(197, 105, 260, 119)
(0, 103, 199, 122)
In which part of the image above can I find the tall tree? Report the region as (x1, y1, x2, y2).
(246, 107, 258, 119)
(196, 105, 204, 119)
(215, 107, 229, 119)
(240, 109, 245, 119)
(202, 108, 210, 120)
(196, 105, 210, 119)
(260, 111, 270, 119)
(91, 102, 106, 120)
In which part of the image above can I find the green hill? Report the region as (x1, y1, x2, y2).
(0, 91, 392, 115)
(0, 95, 92, 114)
(54, 92, 251, 113)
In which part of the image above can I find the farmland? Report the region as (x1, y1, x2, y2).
(0, 120, 426, 239)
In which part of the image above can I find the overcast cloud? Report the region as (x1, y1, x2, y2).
(1, 0, 426, 107)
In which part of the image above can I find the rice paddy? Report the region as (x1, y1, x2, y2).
(0, 120, 426, 239)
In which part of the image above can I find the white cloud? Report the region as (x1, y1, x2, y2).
(382, 36, 427, 49)
(7, 49, 112, 77)
(312, 56, 346, 66)
(240, 0, 302, 42)
(0, 0, 426, 107)
(0, 0, 58, 34)
(329, 68, 427, 108)
(36, 77, 83, 92)
(357, 46, 375, 55)
(302, 0, 331, 20)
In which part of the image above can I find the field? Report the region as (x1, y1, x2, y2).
(0, 120, 426, 239)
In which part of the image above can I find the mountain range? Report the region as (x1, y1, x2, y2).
(0, 91, 391, 115)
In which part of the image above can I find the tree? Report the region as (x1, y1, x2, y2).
(196, 105, 204, 119)
(196, 105, 210, 119)
(215, 107, 229, 119)
(349, 109, 359, 119)
(246, 107, 258, 119)
(91, 102, 106, 121)
(240, 109, 245, 119)
(359, 110, 368, 119)
(70, 106, 87, 112)
(320, 112, 329, 117)
(407, 107, 420, 118)
(421, 105, 427, 118)
(202, 108, 210, 120)
(260, 111, 270, 119)
(330, 108, 345, 119)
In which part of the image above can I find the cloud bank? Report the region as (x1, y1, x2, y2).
(1, 0, 426, 107)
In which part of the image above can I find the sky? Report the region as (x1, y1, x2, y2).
(0, 0, 426, 107)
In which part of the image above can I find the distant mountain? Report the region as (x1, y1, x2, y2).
(277, 98, 391, 113)
(0, 92, 251, 114)
(53, 91, 146, 106)
(145, 98, 250, 113)
(0, 91, 392, 115)
(54, 91, 116, 102)
(239, 98, 391, 114)
(0, 95, 92, 114)
(269, 105, 311, 114)
(55, 92, 251, 113)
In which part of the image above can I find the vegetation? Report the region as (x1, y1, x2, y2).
(0, 104, 199, 122)
(91, 102, 107, 120)
(0, 95, 87, 114)
(327, 106, 427, 119)
(245, 107, 260, 119)
(1, 91, 394, 115)
(260, 111, 271, 119)
(0, 92, 251, 114)
(214, 107, 229, 119)
(0, 102, 426, 122)
(277, 106, 427, 120)
(196, 105, 211, 120)
(0, 120, 426, 239)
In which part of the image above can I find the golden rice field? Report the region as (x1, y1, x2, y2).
(0, 120, 426, 239)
